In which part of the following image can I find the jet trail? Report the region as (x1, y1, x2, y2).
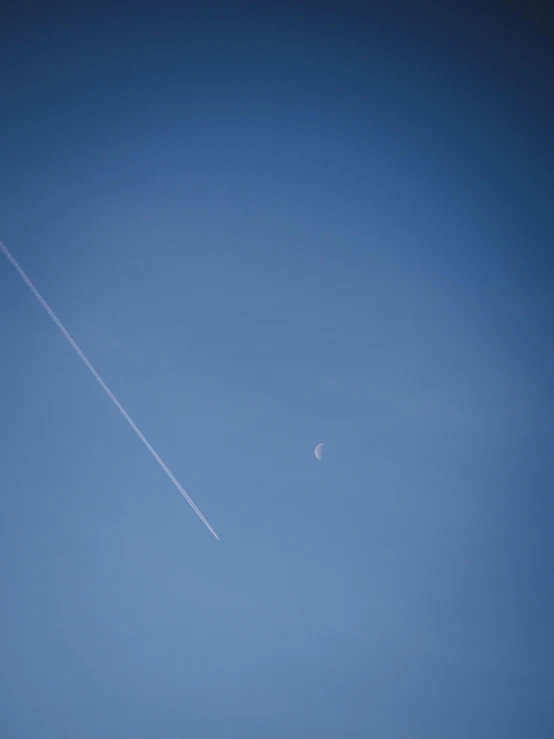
(1, 241, 219, 541)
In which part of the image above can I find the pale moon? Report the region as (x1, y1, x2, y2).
(315, 443, 324, 460)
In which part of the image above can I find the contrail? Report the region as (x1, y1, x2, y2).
(0, 241, 220, 541)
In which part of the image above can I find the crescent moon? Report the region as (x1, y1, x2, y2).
(315, 443, 324, 460)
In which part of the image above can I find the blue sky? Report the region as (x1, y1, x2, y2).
(1, 3, 553, 737)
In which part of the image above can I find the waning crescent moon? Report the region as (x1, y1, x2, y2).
(315, 443, 324, 460)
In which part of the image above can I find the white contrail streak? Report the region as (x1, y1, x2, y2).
(1, 241, 219, 541)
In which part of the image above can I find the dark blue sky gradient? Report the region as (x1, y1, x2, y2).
(1, 2, 553, 737)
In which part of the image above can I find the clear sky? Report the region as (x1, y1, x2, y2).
(1, 2, 553, 737)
